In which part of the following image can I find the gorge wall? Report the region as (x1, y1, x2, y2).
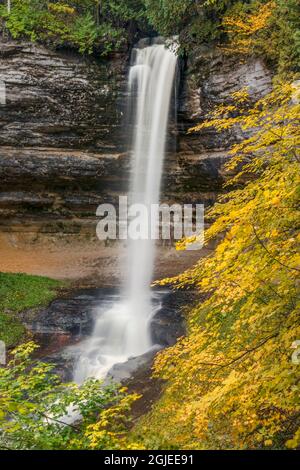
(0, 39, 272, 282)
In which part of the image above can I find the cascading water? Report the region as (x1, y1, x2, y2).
(73, 40, 177, 384)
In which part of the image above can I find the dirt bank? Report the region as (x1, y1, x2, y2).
(0, 233, 204, 286)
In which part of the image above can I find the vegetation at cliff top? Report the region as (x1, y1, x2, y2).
(145, 0, 299, 75)
(0, 1, 299, 74)
(0, 0, 148, 54)
(0, 272, 61, 346)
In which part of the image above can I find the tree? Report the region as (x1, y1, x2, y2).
(0, 0, 146, 55)
(222, 0, 300, 76)
(133, 82, 300, 450)
(0, 342, 140, 450)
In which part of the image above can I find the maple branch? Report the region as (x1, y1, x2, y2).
(252, 224, 300, 272)
(221, 333, 279, 368)
(229, 279, 269, 305)
(38, 411, 80, 431)
(0, 444, 14, 450)
(197, 333, 278, 370)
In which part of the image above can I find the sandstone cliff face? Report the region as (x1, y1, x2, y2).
(173, 45, 272, 196)
(0, 40, 272, 240)
(0, 41, 129, 238)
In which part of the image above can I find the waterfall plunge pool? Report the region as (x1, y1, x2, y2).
(26, 287, 191, 386)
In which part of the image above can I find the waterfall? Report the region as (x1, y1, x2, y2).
(73, 40, 177, 383)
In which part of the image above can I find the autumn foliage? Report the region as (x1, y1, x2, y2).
(133, 81, 300, 449)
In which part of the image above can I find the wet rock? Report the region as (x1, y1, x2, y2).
(21, 292, 99, 335)
(150, 289, 189, 346)
(42, 346, 82, 383)
(151, 309, 184, 347)
(105, 346, 162, 383)
(25, 288, 189, 383)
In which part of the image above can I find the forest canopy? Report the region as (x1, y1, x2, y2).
(0, 0, 299, 71)
(0, 0, 148, 54)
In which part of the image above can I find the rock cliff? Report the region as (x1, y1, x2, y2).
(0, 40, 272, 241)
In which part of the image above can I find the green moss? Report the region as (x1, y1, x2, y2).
(0, 272, 62, 347)
(0, 0, 147, 56)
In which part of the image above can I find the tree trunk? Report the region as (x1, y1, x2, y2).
(96, 1, 101, 26)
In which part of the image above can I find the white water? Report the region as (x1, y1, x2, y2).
(73, 41, 177, 384)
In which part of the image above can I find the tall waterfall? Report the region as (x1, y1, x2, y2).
(73, 40, 177, 383)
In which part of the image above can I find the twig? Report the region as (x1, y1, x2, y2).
(252, 224, 300, 272)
